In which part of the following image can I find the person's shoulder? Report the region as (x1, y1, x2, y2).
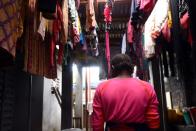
(96, 80, 110, 89)
(136, 79, 154, 89)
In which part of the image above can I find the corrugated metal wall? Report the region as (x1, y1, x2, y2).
(0, 71, 15, 131)
(0, 69, 43, 131)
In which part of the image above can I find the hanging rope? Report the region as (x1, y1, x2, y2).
(104, 0, 114, 78)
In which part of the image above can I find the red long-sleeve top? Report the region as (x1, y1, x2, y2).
(91, 78, 160, 131)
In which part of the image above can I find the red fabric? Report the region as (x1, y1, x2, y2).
(104, 3, 112, 77)
(50, 19, 59, 67)
(105, 31, 111, 77)
(91, 78, 160, 131)
(127, 20, 134, 44)
(180, 12, 189, 30)
(140, 0, 155, 13)
(73, 28, 80, 45)
(104, 6, 112, 23)
(57, 43, 64, 64)
(162, 20, 171, 43)
(50, 3, 65, 66)
(180, 12, 193, 45)
(50, 34, 55, 66)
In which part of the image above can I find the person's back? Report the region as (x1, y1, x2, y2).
(91, 54, 160, 131)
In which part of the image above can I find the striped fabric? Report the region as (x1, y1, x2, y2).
(0, 0, 23, 56)
(24, 0, 57, 79)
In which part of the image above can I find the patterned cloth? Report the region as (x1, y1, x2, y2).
(61, 0, 69, 44)
(24, 0, 57, 79)
(0, 0, 23, 56)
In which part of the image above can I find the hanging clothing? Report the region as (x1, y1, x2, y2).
(130, 0, 155, 30)
(68, 0, 81, 46)
(144, 0, 170, 58)
(91, 78, 160, 131)
(0, 0, 23, 57)
(127, 0, 154, 80)
(37, 17, 47, 40)
(89, 29, 99, 56)
(127, 20, 134, 44)
(179, 0, 189, 18)
(161, 19, 171, 43)
(61, 0, 69, 44)
(180, 12, 192, 45)
(105, 31, 111, 77)
(104, 0, 113, 78)
(24, 0, 57, 79)
(121, 33, 127, 54)
(86, 0, 97, 31)
(140, 0, 156, 14)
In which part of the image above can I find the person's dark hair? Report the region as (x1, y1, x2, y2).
(111, 54, 134, 78)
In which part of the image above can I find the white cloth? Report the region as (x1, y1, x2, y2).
(144, 0, 170, 58)
(121, 33, 126, 54)
(37, 17, 47, 40)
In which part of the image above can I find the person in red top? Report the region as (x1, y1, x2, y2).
(91, 54, 160, 131)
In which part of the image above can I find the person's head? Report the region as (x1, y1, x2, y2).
(111, 54, 134, 78)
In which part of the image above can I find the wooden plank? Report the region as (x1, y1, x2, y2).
(74, 65, 83, 128)
(149, 56, 168, 131)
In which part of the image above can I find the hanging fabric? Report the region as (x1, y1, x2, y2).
(161, 7, 172, 43)
(61, 0, 69, 44)
(24, 0, 57, 79)
(121, 33, 126, 54)
(0, 0, 23, 57)
(144, 0, 170, 58)
(104, 0, 114, 78)
(88, 29, 99, 56)
(50, 2, 66, 66)
(140, 0, 156, 14)
(68, 0, 81, 46)
(126, 0, 156, 80)
(127, 20, 134, 44)
(128, 0, 155, 44)
(86, 0, 97, 31)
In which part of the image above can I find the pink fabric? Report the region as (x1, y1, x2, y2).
(127, 20, 134, 44)
(180, 12, 189, 30)
(140, 0, 155, 13)
(105, 31, 111, 77)
(104, 5, 112, 23)
(91, 78, 160, 131)
(162, 20, 171, 43)
(180, 12, 192, 45)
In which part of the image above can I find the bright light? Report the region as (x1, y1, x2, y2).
(72, 64, 78, 85)
(82, 66, 100, 88)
